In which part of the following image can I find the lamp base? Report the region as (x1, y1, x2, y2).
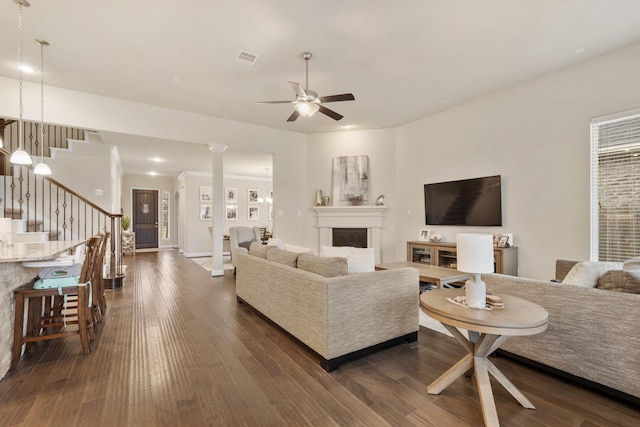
(465, 274, 486, 309)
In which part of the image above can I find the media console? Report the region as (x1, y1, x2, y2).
(407, 241, 518, 276)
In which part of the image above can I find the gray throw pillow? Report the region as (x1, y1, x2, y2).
(266, 248, 299, 268)
(297, 253, 348, 277)
(596, 269, 640, 294)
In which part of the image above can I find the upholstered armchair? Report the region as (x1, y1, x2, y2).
(229, 226, 262, 270)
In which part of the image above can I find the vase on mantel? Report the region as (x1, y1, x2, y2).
(316, 190, 323, 206)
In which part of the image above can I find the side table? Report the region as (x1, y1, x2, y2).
(420, 289, 548, 427)
(122, 231, 136, 256)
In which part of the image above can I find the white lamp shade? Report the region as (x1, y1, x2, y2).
(456, 233, 494, 274)
(10, 148, 33, 165)
(34, 160, 52, 176)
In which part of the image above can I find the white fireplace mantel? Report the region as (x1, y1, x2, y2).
(313, 206, 387, 263)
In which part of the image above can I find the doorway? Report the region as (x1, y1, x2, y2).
(132, 189, 159, 249)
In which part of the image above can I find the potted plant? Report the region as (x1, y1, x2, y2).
(121, 216, 131, 231)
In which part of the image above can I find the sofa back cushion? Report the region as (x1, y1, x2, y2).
(266, 247, 299, 268)
(249, 242, 272, 258)
(297, 253, 348, 277)
(562, 261, 623, 288)
(597, 269, 640, 294)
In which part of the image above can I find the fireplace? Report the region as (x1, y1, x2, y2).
(332, 228, 367, 248)
(313, 205, 387, 263)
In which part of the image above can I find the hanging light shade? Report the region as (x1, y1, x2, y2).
(34, 39, 51, 176)
(11, 0, 33, 166)
(295, 101, 319, 117)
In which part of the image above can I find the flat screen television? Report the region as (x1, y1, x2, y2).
(424, 175, 502, 226)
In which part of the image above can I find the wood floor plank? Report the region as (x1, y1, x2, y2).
(0, 249, 639, 427)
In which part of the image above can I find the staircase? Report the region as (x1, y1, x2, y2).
(0, 116, 125, 284)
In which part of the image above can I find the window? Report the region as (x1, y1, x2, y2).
(161, 191, 170, 239)
(590, 109, 640, 261)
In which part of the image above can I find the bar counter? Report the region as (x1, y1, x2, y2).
(0, 240, 85, 379)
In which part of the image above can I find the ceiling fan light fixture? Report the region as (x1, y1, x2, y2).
(295, 101, 319, 117)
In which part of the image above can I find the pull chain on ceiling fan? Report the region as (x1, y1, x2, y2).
(257, 52, 355, 122)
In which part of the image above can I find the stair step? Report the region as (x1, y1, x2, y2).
(4, 208, 23, 219)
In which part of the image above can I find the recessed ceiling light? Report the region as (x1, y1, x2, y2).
(148, 171, 158, 176)
(150, 157, 164, 163)
(16, 64, 35, 73)
(341, 125, 355, 129)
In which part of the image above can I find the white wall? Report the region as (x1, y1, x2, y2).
(395, 41, 640, 280)
(305, 129, 397, 259)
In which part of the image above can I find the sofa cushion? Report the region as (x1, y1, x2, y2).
(319, 245, 375, 274)
(249, 242, 272, 258)
(562, 261, 623, 288)
(297, 253, 348, 277)
(596, 269, 640, 294)
(266, 247, 299, 268)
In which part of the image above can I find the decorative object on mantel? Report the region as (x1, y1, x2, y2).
(456, 233, 495, 309)
(332, 155, 369, 206)
(375, 195, 385, 206)
(322, 195, 330, 206)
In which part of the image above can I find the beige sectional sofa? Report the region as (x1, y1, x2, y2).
(483, 260, 640, 403)
(235, 247, 419, 371)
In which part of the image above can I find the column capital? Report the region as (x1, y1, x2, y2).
(209, 143, 229, 153)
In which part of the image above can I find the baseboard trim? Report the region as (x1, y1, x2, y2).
(237, 296, 418, 372)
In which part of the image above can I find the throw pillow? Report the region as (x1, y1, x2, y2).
(284, 243, 313, 254)
(266, 238, 286, 250)
(562, 261, 623, 288)
(266, 247, 299, 268)
(249, 242, 272, 258)
(596, 269, 640, 294)
(297, 253, 348, 277)
(319, 245, 375, 274)
(623, 256, 640, 271)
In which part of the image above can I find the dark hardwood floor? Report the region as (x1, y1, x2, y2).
(1, 250, 638, 426)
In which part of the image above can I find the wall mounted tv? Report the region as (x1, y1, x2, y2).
(424, 175, 502, 226)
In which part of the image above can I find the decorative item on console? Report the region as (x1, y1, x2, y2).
(429, 233, 442, 242)
(494, 233, 514, 248)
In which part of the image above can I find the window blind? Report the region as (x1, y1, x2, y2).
(590, 110, 640, 262)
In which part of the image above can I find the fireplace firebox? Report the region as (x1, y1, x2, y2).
(332, 228, 367, 248)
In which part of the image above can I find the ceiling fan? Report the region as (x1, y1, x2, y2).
(257, 52, 355, 122)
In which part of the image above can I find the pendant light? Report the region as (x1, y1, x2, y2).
(33, 39, 51, 176)
(11, 0, 33, 166)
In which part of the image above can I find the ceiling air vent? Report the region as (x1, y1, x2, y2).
(236, 51, 259, 66)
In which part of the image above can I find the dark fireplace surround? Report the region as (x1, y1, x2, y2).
(332, 228, 367, 248)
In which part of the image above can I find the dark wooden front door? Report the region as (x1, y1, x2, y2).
(132, 189, 158, 249)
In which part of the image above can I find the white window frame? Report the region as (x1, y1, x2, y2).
(590, 107, 640, 261)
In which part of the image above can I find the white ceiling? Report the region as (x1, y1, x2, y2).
(3, 0, 640, 176)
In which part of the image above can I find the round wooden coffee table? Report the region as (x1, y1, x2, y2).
(420, 289, 548, 427)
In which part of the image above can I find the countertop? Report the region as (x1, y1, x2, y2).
(0, 240, 85, 263)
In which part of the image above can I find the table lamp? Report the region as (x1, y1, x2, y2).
(456, 233, 494, 309)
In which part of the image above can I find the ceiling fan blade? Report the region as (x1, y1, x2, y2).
(319, 93, 355, 103)
(286, 110, 300, 122)
(288, 81, 307, 98)
(318, 105, 343, 121)
(256, 100, 295, 104)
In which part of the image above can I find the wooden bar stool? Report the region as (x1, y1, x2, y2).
(11, 235, 101, 369)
